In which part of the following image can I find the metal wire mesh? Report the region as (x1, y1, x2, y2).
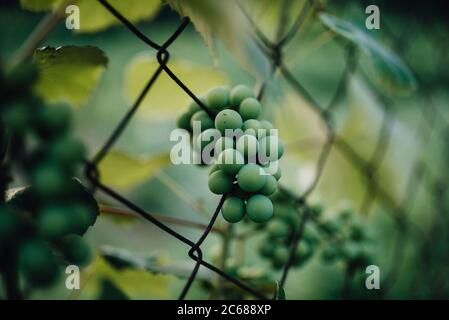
(84, 0, 449, 300)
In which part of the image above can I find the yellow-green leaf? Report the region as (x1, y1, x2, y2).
(166, 0, 270, 80)
(19, 0, 58, 11)
(33, 46, 108, 107)
(74, 0, 161, 33)
(98, 151, 170, 189)
(124, 53, 228, 118)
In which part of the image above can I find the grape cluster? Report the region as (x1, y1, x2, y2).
(0, 63, 98, 290)
(318, 208, 372, 270)
(258, 201, 321, 269)
(177, 85, 285, 224)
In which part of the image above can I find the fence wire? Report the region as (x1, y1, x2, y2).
(83, 0, 448, 299)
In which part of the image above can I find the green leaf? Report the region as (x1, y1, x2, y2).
(100, 246, 213, 281)
(74, 0, 161, 33)
(33, 46, 108, 107)
(97, 278, 129, 300)
(124, 54, 228, 118)
(275, 281, 286, 300)
(98, 151, 170, 189)
(166, 0, 270, 80)
(319, 13, 416, 95)
(19, 0, 58, 11)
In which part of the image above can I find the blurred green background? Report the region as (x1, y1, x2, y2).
(1, 0, 448, 299)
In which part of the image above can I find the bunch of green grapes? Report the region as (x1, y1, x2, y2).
(0, 63, 98, 291)
(319, 208, 372, 270)
(177, 85, 285, 224)
(258, 202, 321, 269)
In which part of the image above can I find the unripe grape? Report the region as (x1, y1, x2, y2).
(242, 119, 263, 137)
(259, 239, 275, 258)
(260, 120, 274, 131)
(176, 111, 192, 131)
(237, 164, 267, 192)
(68, 178, 99, 227)
(0, 206, 21, 243)
(273, 246, 289, 266)
(69, 204, 94, 236)
(205, 86, 230, 112)
(35, 104, 72, 137)
(217, 149, 244, 175)
(258, 135, 285, 162)
(191, 110, 214, 131)
(208, 170, 234, 194)
(215, 109, 243, 134)
(321, 244, 339, 263)
(61, 234, 92, 267)
(20, 240, 59, 287)
(246, 194, 273, 223)
(236, 134, 258, 160)
(37, 205, 71, 240)
(187, 97, 206, 115)
(230, 84, 254, 107)
(214, 136, 234, 155)
(209, 164, 221, 176)
(32, 164, 66, 198)
(2, 102, 29, 132)
(294, 242, 313, 266)
(196, 128, 220, 150)
(267, 219, 289, 238)
(260, 175, 278, 196)
(239, 97, 261, 120)
(51, 135, 86, 166)
(221, 197, 246, 223)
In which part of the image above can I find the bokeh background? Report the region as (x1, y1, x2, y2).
(1, 0, 448, 299)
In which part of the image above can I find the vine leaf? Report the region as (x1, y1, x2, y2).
(100, 246, 214, 281)
(33, 46, 108, 107)
(98, 151, 170, 189)
(19, 0, 58, 11)
(275, 281, 286, 300)
(74, 0, 160, 33)
(124, 53, 228, 118)
(165, 0, 271, 80)
(319, 13, 416, 95)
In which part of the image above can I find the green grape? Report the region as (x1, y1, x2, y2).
(236, 134, 258, 160)
(60, 234, 92, 267)
(237, 164, 267, 192)
(258, 135, 285, 162)
(294, 242, 313, 266)
(214, 136, 234, 155)
(309, 202, 324, 217)
(303, 224, 320, 246)
(208, 170, 234, 194)
(2, 102, 29, 132)
(176, 111, 192, 131)
(273, 166, 282, 180)
(221, 197, 246, 223)
(246, 194, 273, 223)
(321, 243, 339, 263)
(267, 219, 289, 238)
(0, 206, 21, 243)
(320, 220, 340, 235)
(230, 84, 254, 107)
(259, 175, 278, 196)
(349, 223, 365, 242)
(50, 135, 86, 166)
(32, 163, 66, 198)
(35, 104, 72, 138)
(20, 240, 59, 287)
(209, 164, 221, 176)
(68, 178, 99, 227)
(191, 110, 214, 131)
(215, 109, 243, 134)
(259, 239, 276, 258)
(196, 128, 220, 150)
(239, 98, 261, 121)
(217, 149, 244, 175)
(205, 86, 230, 112)
(260, 120, 274, 131)
(69, 204, 94, 236)
(273, 246, 289, 267)
(37, 205, 71, 240)
(187, 97, 206, 115)
(242, 119, 263, 137)
(230, 184, 248, 199)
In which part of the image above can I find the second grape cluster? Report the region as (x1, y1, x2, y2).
(177, 85, 285, 224)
